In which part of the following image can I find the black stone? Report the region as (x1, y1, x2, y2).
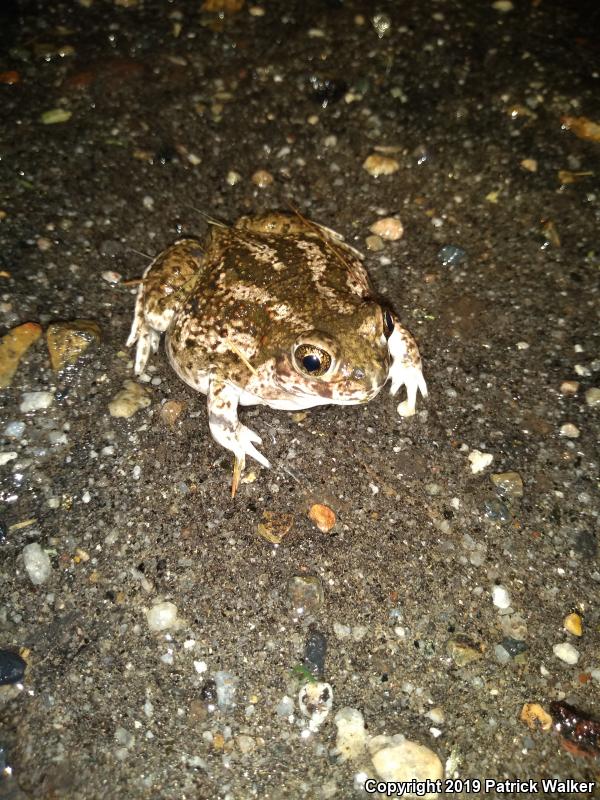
(303, 629, 327, 678)
(0, 650, 26, 685)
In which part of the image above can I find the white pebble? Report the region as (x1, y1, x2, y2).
(193, 660, 207, 674)
(101, 270, 122, 284)
(108, 380, 151, 418)
(333, 707, 367, 762)
(370, 736, 443, 791)
(468, 449, 493, 473)
(559, 423, 580, 438)
(20, 391, 54, 413)
(22, 542, 52, 585)
(299, 681, 333, 732)
(215, 670, 238, 709)
(553, 642, 579, 665)
(276, 695, 294, 717)
(585, 388, 600, 407)
(0, 452, 18, 466)
(146, 601, 180, 631)
(492, 585, 511, 609)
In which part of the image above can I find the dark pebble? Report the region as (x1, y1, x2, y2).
(303, 629, 327, 678)
(308, 75, 347, 108)
(437, 244, 467, 267)
(0, 518, 7, 545)
(501, 637, 528, 658)
(200, 678, 217, 704)
(0, 650, 26, 685)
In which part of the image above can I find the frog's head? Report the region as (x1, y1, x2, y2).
(273, 302, 393, 406)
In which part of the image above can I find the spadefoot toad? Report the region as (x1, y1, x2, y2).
(127, 212, 427, 494)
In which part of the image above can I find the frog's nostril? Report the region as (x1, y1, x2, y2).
(352, 367, 365, 380)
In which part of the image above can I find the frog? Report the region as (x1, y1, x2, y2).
(127, 211, 427, 495)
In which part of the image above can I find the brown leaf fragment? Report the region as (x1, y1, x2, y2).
(0, 322, 42, 388)
(561, 115, 600, 143)
(256, 511, 294, 544)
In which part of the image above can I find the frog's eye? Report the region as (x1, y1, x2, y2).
(383, 308, 395, 339)
(294, 344, 332, 377)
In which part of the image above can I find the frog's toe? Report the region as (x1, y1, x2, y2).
(393, 365, 428, 417)
(238, 424, 271, 470)
(131, 325, 160, 375)
(228, 426, 271, 498)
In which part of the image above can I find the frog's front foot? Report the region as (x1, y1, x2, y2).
(388, 323, 428, 418)
(208, 379, 271, 497)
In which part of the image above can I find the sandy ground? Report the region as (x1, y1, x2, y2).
(1, 0, 600, 798)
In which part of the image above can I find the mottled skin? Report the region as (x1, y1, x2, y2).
(128, 212, 427, 494)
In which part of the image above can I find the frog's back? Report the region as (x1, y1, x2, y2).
(203, 219, 373, 320)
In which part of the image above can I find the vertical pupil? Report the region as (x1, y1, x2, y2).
(385, 311, 394, 334)
(303, 354, 321, 372)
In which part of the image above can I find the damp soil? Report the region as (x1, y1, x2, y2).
(1, 1, 600, 798)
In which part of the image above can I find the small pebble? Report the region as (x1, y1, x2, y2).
(108, 380, 151, 418)
(20, 391, 54, 413)
(369, 217, 404, 241)
(236, 734, 255, 754)
(0, 452, 18, 466)
(226, 170, 241, 186)
(40, 108, 72, 125)
(559, 423, 580, 438)
(371, 12, 392, 38)
(22, 542, 52, 585)
(288, 575, 324, 612)
(585, 388, 600, 407)
(303, 630, 327, 678)
(308, 503, 336, 533)
(365, 234, 384, 252)
(214, 671, 238, 709)
(492, 0, 513, 11)
(553, 642, 579, 665)
(447, 636, 484, 667)
(362, 154, 399, 177)
(251, 169, 274, 188)
(0, 650, 26, 685)
(276, 695, 294, 717)
(520, 158, 538, 172)
(483, 498, 510, 522)
(102, 271, 122, 284)
(491, 471, 523, 500)
(500, 637, 528, 658)
(564, 612, 583, 637)
(492, 584, 511, 609)
(3, 421, 26, 439)
(437, 244, 467, 267)
(298, 681, 333, 732)
(560, 380, 579, 395)
(160, 399, 187, 427)
(468, 449, 493, 473)
(146, 601, 180, 631)
(369, 736, 443, 790)
(333, 707, 367, 762)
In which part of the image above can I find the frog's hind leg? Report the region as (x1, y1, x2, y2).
(126, 239, 204, 375)
(207, 379, 271, 497)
